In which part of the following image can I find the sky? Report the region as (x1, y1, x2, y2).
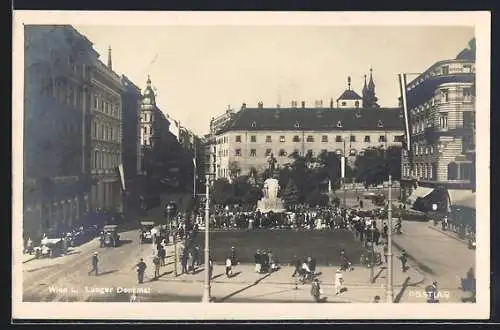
(74, 25, 474, 135)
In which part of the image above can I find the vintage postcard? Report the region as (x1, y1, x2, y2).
(12, 11, 490, 320)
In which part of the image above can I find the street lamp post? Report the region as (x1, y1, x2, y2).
(370, 229, 375, 283)
(386, 174, 394, 302)
(202, 174, 212, 303)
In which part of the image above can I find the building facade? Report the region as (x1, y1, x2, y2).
(401, 39, 476, 218)
(120, 74, 142, 205)
(88, 50, 125, 213)
(212, 74, 404, 181)
(23, 25, 98, 237)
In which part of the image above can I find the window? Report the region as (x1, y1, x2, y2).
(293, 135, 300, 142)
(143, 126, 147, 135)
(460, 163, 472, 181)
(337, 120, 343, 128)
(250, 149, 257, 157)
(439, 113, 448, 129)
(251, 121, 257, 128)
(336, 135, 342, 142)
(379, 135, 387, 142)
(100, 125, 105, 140)
(394, 135, 404, 142)
(442, 66, 449, 75)
(447, 162, 458, 180)
(265, 135, 272, 143)
(440, 89, 449, 103)
(149, 126, 153, 135)
(463, 64, 472, 73)
(265, 149, 272, 157)
(321, 135, 328, 142)
(350, 135, 356, 142)
(307, 135, 314, 142)
(341, 101, 347, 106)
(355, 101, 359, 107)
(93, 150, 98, 169)
(100, 98, 105, 111)
(463, 88, 473, 102)
(377, 120, 383, 128)
(364, 136, 371, 143)
(250, 135, 257, 142)
(294, 121, 300, 128)
(280, 136, 285, 143)
(93, 121, 97, 138)
(279, 149, 287, 157)
(234, 148, 241, 156)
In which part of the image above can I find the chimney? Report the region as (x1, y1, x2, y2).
(241, 102, 246, 110)
(107, 45, 112, 70)
(258, 101, 263, 109)
(277, 104, 281, 109)
(301, 101, 305, 108)
(291, 100, 297, 108)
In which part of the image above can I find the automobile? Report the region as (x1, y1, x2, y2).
(139, 221, 156, 244)
(100, 224, 120, 247)
(35, 233, 68, 258)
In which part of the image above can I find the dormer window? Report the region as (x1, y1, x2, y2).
(251, 121, 257, 128)
(337, 120, 343, 128)
(377, 120, 383, 128)
(294, 121, 300, 128)
(355, 101, 360, 107)
(354, 112, 361, 119)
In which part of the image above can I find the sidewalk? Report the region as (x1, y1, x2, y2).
(426, 221, 469, 246)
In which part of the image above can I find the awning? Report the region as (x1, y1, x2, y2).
(407, 186, 434, 203)
(448, 189, 476, 209)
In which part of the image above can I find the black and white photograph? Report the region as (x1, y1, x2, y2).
(12, 11, 490, 320)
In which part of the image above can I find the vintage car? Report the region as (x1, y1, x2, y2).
(34, 234, 68, 258)
(100, 225, 120, 247)
(139, 221, 156, 244)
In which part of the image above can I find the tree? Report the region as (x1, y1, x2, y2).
(305, 187, 328, 207)
(228, 161, 241, 181)
(210, 178, 233, 205)
(282, 180, 300, 208)
(354, 146, 402, 186)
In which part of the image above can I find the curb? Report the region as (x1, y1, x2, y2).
(22, 256, 37, 264)
(427, 224, 468, 246)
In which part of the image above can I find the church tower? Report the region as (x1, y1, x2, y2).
(140, 75, 157, 149)
(362, 68, 379, 108)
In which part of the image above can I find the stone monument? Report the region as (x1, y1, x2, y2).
(256, 153, 286, 213)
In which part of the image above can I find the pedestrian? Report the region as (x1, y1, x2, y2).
(254, 249, 261, 273)
(291, 255, 301, 277)
(382, 222, 388, 241)
(136, 258, 147, 284)
(153, 254, 161, 279)
(399, 249, 408, 272)
(208, 256, 214, 280)
(310, 278, 321, 303)
(425, 281, 439, 303)
(181, 251, 188, 274)
(188, 252, 194, 273)
(335, 268, 344, 295)
(225, 256, 232, 277)
(158, 246, 166, 266)
(88, 252, 99, 276)
(383, 244, 388, 264)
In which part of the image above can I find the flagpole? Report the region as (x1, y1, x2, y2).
(193, 142, 197, 199)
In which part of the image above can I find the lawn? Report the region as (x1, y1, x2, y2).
(191, 229, 367, 267)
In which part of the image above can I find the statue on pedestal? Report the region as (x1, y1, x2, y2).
(267, 153, 277, 178)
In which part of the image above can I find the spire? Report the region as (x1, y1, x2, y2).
(347, 76, 351, 90)
(107, 45, 112, 70)
(362, 74, 368, 93)
(146, 75, 151, 87)
(368, 68, 375, 91)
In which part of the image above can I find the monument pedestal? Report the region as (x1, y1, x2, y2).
(257, 177, 286, 213)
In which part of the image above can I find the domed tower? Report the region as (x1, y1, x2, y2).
(141, 75, 157, 148)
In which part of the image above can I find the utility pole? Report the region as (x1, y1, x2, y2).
(202, 174, 211, 302)
(342, 138, 347, 217)
(386, 174, 394, 302)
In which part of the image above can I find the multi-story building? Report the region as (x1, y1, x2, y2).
(210, 106, 236, 135)
(212, 73, 404, 181)
(88, 48, 125, 212)
(120, 74, 142, 206)
(401, 39, 476, 219)
(23, 25, 98, 238)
